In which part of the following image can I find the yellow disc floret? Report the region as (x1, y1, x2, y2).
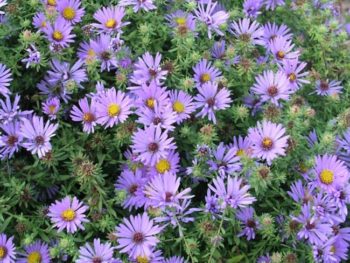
(52, 31, 63, 41)
(108, 103, 121, 117)
(173, 101, 185, 113)
(320, 169, 334, 185)
(27, 251, 42, 263)
(61, 208, 76, 222)
(62, 7, 76, 20)
(155, 159, 171, 174)
(105, 19, 117, 29)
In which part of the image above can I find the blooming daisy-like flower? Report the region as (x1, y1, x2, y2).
(95, 88, 132, 128)
(20, 115, 58, 158)
(243, 0, 263, 18)
(262, 22, 292, 47)
(17, 240, 50, 263)
(131, 124, 176, 166)
(92, 6, 128, 34)
(115, 213, 163, 259)
(279, 58, 309, 91)
(208, 176, 256, 209)
(194, 0, 229, 39)
(42, 97, 60, 120)
(162, 256, 186, 263)
(128, 248, 163, 263)
(229, 136, 253, 157)
(77, 239, 114, 263)
(91, 34, 118, 71)
(287, 180, 315, 204)
(22, 44, 41, 68)
(149, 150, 180, 177)
(230, 18, 264, 46)
(0, 233, 16, 263)
(44, 17, 76, 48)
(118, 0, 156, 13)
(247, 120, 289, 165)
(165, 10, 196, 36)
(115, 169, 147, 210)
(43, 0, 57, 7)
(207, 143, 241, 177)
(48, 196, 89, 233)
(211, 40, 226, 60)
(133, 83, 170, 111)
(250, 70, 292, 105)
(0, 121, 22, 160)
(194, 81, 232, 124)
(37, 78, 71, 102)
(78, 40, 96, 64)
(0, 63, 12, 96)
(312, 155, 349, 193)
(57, 0, 85, 24)
(70, 97, 97, 134)
(144, 173, 193, 208)
(315, 79, 343, 96)
(237, 207, 260, 240)
(169, 90, 195, 124)
(193, 59, 222, 87)
(32, 12, 48, 31)
(264, 0, 285, 10)
(137, 105, 177, 132)
(269, 36, 299, 63)
(0, 94, 32, 124)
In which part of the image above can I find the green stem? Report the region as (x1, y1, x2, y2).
(174, 215, 196, 263)
(208, 210, 226, 263)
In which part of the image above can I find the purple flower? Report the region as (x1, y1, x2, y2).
(0, 63, 12, 96)
(78, 40, 97, 63)
(115, 213, 163, 259)
(193, 59, 222, 87)
(315, 79, 343, 96)
(269, 36, 299, 63)
(70, 97, 97, 134)
(48, 196, 89, 233)
(287, 180, 314, 204)
(194, 81, 232, 124)
(0, 121, 22, 160)
(44, 17, 76, 48)
(307, 129, 319, 148)
(131, 124, 176, 166)
(0, 233, 16, 263)
(57, 0, 85, 24)
(133, 83, 170, 111)
(165, 10, 196, 36)
(194, 0, 229, 39)
(228, 136, 253, 157)
(37, 78, 71, 102)
(262, 22, 292, 47)
(0, 95, 32, 124)
(32, 12, 48, 32)
(91, 34, 118, 71)
(20, 115, 58, 158)
(207, 142, 241, 177)
(313, 237, 348, 263)
(21, 44, 41, 68)
(0, 0, 7, 15)
(230, 18, 264, 46)
(251, 70, 292, 105)
(211, 40, 226, 60)
(17, 241, 50, 263)
(92, 6, 128, 34)
(77, 239, 114, 263)
(208, 176, 256, 209)
(237, 207, 260, 240)
(95, 87, 132, 128)
(42, 97, 60, 120)
(118, 0, 156, 13)
(144, 173, 193, 208)
(149, 149, 180, 177)
(264, 0, 285, 10)
(162, 256, 186, 263)
(169, 90, 195, 124)
(279, 58, 309, 91)
(247, 120, 289, 165)
(205, 191, 223, 216)
(137, 104, 177, 132)
(243, 0, 263, 18)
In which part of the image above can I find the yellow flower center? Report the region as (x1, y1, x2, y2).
(83, 112, 95, 123)
(48, 105, 56, 114)
(108, 103, 121, 117)
(47, 0, 56, 6)
(262, 137, 273, 150)
(173, 100, 185, 113)
(200, 73, 211, 83)
(155, 159, 171, 174)
(175, 17, 186, 26)
(62, 7, 76, 20)
(61, 208, 76, 222)
(288, 73, 296, 82)
(320, 169, 334, 185)
(27, 251, 42, 263)
(0, 246, 7, 259)
(236, 149, 245, 157)
(87, 49, 95, 58)
(330, 245, 336, 253)
(105, 19, 117, 29)
(136, 256, 149, 263)
(146, 98, 155, 109)
(41, 21, 47, 28)
(276, 51, 285, 59)
(52, 31, 63, 41)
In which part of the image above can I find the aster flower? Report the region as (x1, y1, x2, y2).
(77, 239, 114, 263)
(205, 190, 223, 216)
(0, 121, 22, 160)
(0, 233, 16, 263)
(78, 40, 97, 63)
(131, 124, 176, 166)
(230, 18, 264, 46)
(287, 180, 315, 204)
(311, 155, 349, 193)
(292, 204, 332, 245)
(0, 95, 32, 124)
(0, 0, 7, 15)
(37, 78, 71, 102)
(229, 136, 253, 157)
(0, 63, 12, 96)
(91, 34, 118, 71)
(162, 256, 186, 263)
(149, 150, 180, 177)
(194, 81, 232, 124)
(194, 0, 229, 39)
(165, 10, 196, 36)
(17, 241, 50, 263)
(307, 129, 318, 148)
(279, 58, 309, 91)
(207, 143, 241, 177)
(20, 115, 58, 158)
(95, 87, 132, 128)
(237, 207, 260, 240)
(48, 196, 89, 233)
(329, 184, 350, 218)
(118, 0, 156, 12)
(208, 176, 256, 209)
(269, 36, 299, 63)
(315, 79, 343, 96)
(57, 0, 85, 24)
(264, 0, 285, 10)
(169, 90, 195, 124)
(250, 70, 292, 105)
(115, 169, 147, 210)
(44, 17, 76, 48)
(33, 12, 48, 31)
(70, 97, 97, 134)
(21, 44, 41, 68)
(132, 83, 169, 112)
(262, 22, 292, 47)
(144, 173, 193, 208)
(42, 97, 60, 120)
(137, 105, 177, 132)
(211, 40, 226, 60)
(115, 213, 163, 259)
(129, 248, 163, 263)
(193, 59, 222, 87)
(243, 0, 263, 18)
(247, 120, 289, 165)
(92, 6, 128, 34)
(313, 237, 348, 263)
